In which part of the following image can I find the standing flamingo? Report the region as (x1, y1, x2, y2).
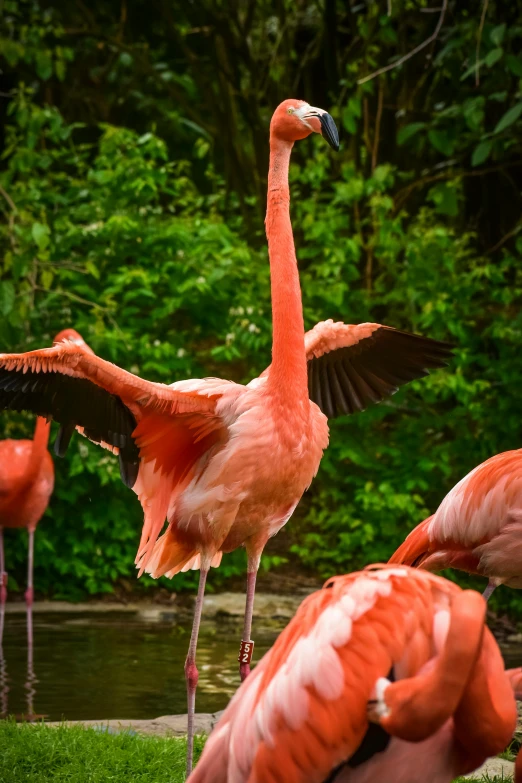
(187, 564, 517, 783)
(0, 100, 451, 773)
(0, 329, 91, 609)
(389, 450, 522, 600)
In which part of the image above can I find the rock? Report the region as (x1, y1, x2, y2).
(506, 633, 522, 643)
(463, 756, 514, 780)
(201, 592, 305, 620)
(4, 593, 308, 621)
(45, 712, 220, 737)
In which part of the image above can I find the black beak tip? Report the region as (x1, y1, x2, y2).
(319, 113, 340, 152)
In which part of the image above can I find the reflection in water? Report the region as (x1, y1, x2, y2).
(0, 610, 283, 721)
(0, 606, 42, 720)
(24, 608, 43, 720)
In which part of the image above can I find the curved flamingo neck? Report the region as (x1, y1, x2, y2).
(25, 417, 51, 482)
(265, 136, 308, 406)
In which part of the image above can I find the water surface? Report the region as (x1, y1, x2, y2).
(0, 609, 283, 721)
(2, 609, 521, 723)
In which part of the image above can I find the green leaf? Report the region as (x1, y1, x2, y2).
(471, 139, 492, 167)
(40, 268, 54, 289)
(427, 129, 454, 156)
(397, 123, 425, 145)
(485, 47, 503, 67)
(506, 55, 522, 77)
(428, 183, 459, 216)
(0, 281, 15, 316)
(31, 222, 50, 250)
(342, 106, 357, 134)
(55, 59, 66, 81)
(490, 23, 506, 46)
(493, 101, 522, 134)
(35, 50, 53, 80)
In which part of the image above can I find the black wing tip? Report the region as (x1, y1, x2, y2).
(119, 454, 139, 489)
(379, 326, 456, 353)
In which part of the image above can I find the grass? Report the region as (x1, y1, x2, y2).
(0, 721, 515, 783)
(0, 720, 205, 782)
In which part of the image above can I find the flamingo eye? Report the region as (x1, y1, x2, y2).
(287, 108, 295, 115)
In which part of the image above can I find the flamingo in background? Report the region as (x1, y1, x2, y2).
(389, 450, 522, 600)
(0, 100, 451, 773)
(188, 564, 517, 783)
(0, 329, 91, 609)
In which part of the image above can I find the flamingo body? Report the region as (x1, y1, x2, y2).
(390, 450, 522, 590)
(138, 373, 329, 576)
(0, 431, 54, 530)
(188, 565, 516, 783)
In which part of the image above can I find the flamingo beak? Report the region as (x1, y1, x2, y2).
(318, 113, 340, 152)
(297, 104, 340, 151)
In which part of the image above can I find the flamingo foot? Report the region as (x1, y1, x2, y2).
(24, 587, 34, 607)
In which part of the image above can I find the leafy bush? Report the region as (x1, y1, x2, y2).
(1, 0, 522, 614)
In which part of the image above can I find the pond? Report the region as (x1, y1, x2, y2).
(1, 606, 521, 723)
(0, 607, 283, 722)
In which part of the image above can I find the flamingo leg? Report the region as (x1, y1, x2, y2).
(25, 529, 34, 607)
(239, 563, 258, 682)
(185, 566, 209, 777)
(482, 578, 500, 601)
(0, 527, 6, 606)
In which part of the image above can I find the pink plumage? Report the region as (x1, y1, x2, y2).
(390, 450, 522, 597)
(188, 565, 517, 783)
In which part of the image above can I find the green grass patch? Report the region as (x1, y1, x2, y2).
(0, 720, 514, 783)
(0, 720, 205, 782)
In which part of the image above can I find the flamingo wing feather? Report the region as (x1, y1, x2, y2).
(305, 321, 453, 418)
(0, 342, 224, 489)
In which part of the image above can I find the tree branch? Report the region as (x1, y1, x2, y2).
(486, 222, 522, 255)
(372, 82, 384, 171)
(393, 161, 522, 214)
(358, 0, 448, 85)
(475, 0, 489, 87)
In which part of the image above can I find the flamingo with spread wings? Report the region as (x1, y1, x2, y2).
(0, 329, 91, 609)
(187, 565, 517, 783)
(389, 450, 522, 600)
(0, 100, 451, 772)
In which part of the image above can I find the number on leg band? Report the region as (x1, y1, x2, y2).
(238, 640, 254, 665)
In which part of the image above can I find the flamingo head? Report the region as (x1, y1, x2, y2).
(270, 99, 339, 151)
(53, 329, 94, 355)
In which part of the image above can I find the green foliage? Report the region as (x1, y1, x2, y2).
(0, 720, 203, 782)
(1, 0, 522, 611)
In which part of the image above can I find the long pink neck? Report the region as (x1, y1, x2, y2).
(25, 417, 51, 483)
(265, 136, 308, 405)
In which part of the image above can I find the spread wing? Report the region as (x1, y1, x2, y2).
(305, 320, 453, 418)
(0, 341, 224, 489)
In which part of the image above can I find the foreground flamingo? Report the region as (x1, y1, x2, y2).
(389, 450, 522, 599)
(188, 565, 516, 783)
(0, 100, 451, 772)
(0, 329, 88, 608)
